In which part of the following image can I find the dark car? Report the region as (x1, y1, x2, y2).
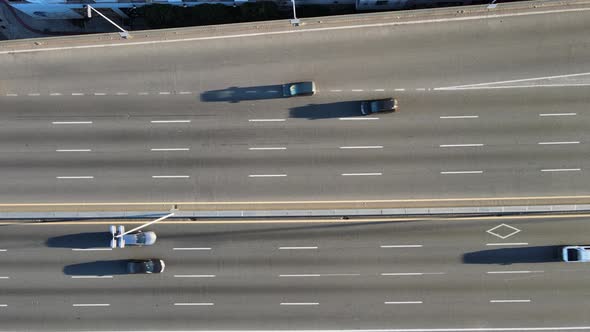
(360, 98, 398, 115)
(282, 81, 316, 97)
(127, 259, 165, 274)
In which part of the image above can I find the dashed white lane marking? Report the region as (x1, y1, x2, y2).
(174, 303, 214, 306)
(249, 119, 286, 122)
(374, 89, 385, 92)
(381, 272, 445, 276)
(280, 302, 319, 306)
(279, 274, 359, 277)
(0, 276, 10, 279)
(380, 245, 423, 248)
(486, 242, 529, 246)
(394, 88, 406, 92)
(440, 171, 483, 174)
(56, 176, 94, 179)
(56, 149, 92, 152)
(249, 147, 287, 151)
(93, 92, 106, 96)
(385, 301, 423, 304)
(0, 304, 7, 307)
(266, 90, 279, 93)
(138, 92, 149, 95)
(150, 148, 190, 151)
(248, 174, 287, 178)
(159, 92, 171, 95)
(27, 93, 40, 96)
(0, 249, 6, 252)
(173, 247, 212, 251)
(72, 248, 112, 251)
(174, 275, 216, 278)
(279, 246, 318, 250)
(115, 92, 128, 96)
(150, 120, 191, 123)
(487, 270, 543, 274)
(440, 115, 479, 119)
(279, 274, 321, 277)
(341, 173, 382, 176)
(352, 89, 364, 92)
(72, 93, 84, 96)
(490, 299, 531, 303)
(339, 117, 379, 121)
(6, 93, 18, 97)
(538, 141, 580, 145)
(71, 276, 113, 279)
(539, 113, 577, 117)
(541, 168, 581, 172)
(330, 89, 343, 92)
(52, 121, 93, 125)
(245, 90, 257, 94)
(50, 93, 62, 96)
(73, 304, 110, 307)
(440, 144, 484, 147)
(339, 146, 383, 149)
(152, 175, 190, 179)
(178, 91, 193, 95)
(416, 88, 426, 91)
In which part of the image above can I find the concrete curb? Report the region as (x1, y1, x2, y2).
(3, 203, 590, 220)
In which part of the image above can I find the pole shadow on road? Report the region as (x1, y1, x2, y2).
(289, 101, 361, 120)
(46, 232, 110, 249)
(463, 245, 562, 265)
(201, 85, 284, 103)
(63, 260, 130, 276)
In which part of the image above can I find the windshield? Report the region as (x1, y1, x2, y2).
(144, 261, 155, 272)
(136, 232, 146, 243)
(567, 249, 579, 261)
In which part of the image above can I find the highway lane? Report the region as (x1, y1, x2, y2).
(1, 6, 590, 203)
(0, 215, 589, 330)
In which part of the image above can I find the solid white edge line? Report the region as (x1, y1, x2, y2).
(486, 243, 529, 246)
(174, 303, 215, 306)
(384, 301, 423, 304)
(56, 176, 94, 179)
(341, 173, 382, 176)
(339, 146, 383, 149)
(174, 275, 216, 278)
(442, 71, 590, 89)
(538, 141, 580, 145)
(173, 248, 212, 251)
(490, 300, 531, 303)
(280, 302, 319, 306)
(440, 171, 483, 174)
(380, 245, 423, 248)
(541, 168, 581, 172)
(279, 246, 319, 250)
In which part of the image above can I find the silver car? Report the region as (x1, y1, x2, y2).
(110, 225, 157, 248)
(562, 245, 590, 262)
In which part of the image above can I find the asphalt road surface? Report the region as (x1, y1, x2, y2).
(0, 215, 589, 330)
(1, 7, 590, 203)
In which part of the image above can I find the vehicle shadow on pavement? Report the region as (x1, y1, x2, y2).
(63, 260, 129, 276)
(463, 245, 563, 265)
(201, 85, 284, 103)
(289, 101, 361, 120)
(46, 232, 110, 249)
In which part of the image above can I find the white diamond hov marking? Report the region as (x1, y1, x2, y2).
(486, 223, 521, 239)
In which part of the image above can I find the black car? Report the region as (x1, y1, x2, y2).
(127, 259, 165, 274)
(360, 98, 398, 115)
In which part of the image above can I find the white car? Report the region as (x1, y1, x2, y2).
(562, 245, 590, 262)
(109, 225, 157, 248)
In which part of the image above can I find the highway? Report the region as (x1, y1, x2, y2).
(0, 5, 590, 203)
(0, 215, 589, 330)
